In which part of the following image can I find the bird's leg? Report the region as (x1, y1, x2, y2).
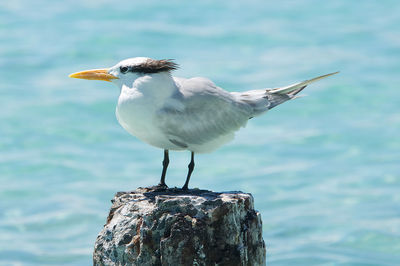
(158, 149, 169, 187)
(182, 152, 195, 190)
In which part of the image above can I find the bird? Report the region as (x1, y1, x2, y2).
(69, 57, 337, 190)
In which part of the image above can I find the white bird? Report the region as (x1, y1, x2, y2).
(69, 57, 337, 189)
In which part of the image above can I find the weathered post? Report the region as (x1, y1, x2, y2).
(93, 187, 266, 265)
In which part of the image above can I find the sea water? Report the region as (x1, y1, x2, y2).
(1, 0, 399, 265)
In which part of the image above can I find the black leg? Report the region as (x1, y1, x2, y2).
(182, 152, 195, 190)
(159, 150, 169, 187)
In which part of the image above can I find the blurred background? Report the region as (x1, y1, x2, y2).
(1, 0, 399, 265)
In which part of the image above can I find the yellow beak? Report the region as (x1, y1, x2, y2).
(69, 69, 118, 82)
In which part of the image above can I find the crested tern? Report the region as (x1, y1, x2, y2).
(69, 57, 337, 189)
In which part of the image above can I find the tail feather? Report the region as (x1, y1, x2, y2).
(265, 71, 338, 109)
(267, 71, 339, 95)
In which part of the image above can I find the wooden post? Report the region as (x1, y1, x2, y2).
(93, 187, 266, 265)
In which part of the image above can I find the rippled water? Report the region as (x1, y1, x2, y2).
(1, 0, 399, 265)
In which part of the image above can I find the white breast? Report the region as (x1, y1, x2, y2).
(115, 85, 184, 150)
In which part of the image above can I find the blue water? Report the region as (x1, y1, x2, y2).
(1, 0, 399, 265)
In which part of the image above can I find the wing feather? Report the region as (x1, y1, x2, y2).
(155, 77, 252, 147)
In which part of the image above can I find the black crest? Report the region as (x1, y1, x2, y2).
(130, 59, 179, 74)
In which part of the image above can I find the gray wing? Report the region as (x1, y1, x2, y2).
(155, 77, 253, 147)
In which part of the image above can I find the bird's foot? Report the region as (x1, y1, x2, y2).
(181, 184, 189, 190)
(156, 182, 168, 189)
(145, 183, 168, 192)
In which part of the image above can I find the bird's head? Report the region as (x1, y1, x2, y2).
(69, 57, 179, 87)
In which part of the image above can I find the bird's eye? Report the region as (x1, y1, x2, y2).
(120, 66, 129, 74)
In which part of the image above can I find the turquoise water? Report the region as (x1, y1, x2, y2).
(1, 0, 399, 265)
